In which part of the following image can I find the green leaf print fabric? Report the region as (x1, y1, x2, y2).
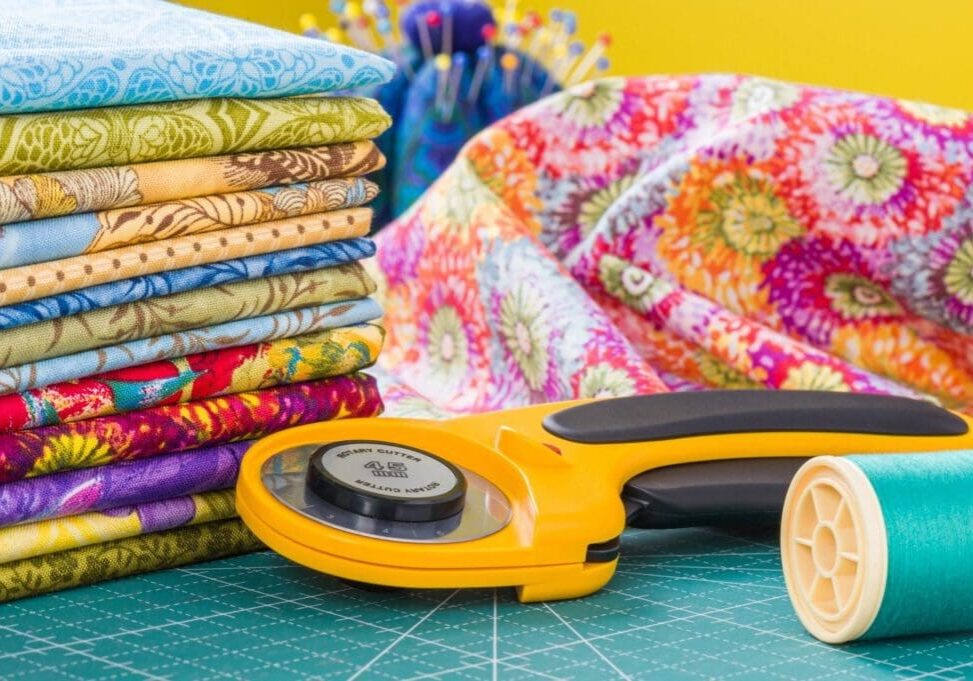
(0, 96, 391, 176)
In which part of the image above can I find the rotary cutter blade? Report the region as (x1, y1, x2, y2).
(237, 391, 973, 602)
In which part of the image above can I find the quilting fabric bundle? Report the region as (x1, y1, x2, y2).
(0, 0, 393, 599)
(0, 141, 384, 224)
(0, 0, 394, 115)
(0, 373, 382, 483)
(0, 178, 378, 269)
(0, 239, 377, 331)
(0, 518, 262, 603)
(0, 489, 236, 563)
(0, 97, 390, 176)
(375, 75, 973, 416)
(0, 443, 246, 526)
(0, 207, 373, 307)
(0, 265, 374, 368)
(0, 297, 382, 394)
(0, 324, 384, 431)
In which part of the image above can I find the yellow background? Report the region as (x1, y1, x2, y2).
(181, 0, 972, 110)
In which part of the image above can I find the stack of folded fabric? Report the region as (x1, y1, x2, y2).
(0, 0, 395, 601)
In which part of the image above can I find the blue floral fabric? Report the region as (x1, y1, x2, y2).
(0, 239, 376, 331)
(0, 0, 395, 115)
(0, 298, 383, 395)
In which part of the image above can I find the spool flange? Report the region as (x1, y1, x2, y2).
(781, 456, 889, 643)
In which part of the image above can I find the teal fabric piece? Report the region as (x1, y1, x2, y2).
(0, 297, 383, 394)
(0, 0, 395, 114)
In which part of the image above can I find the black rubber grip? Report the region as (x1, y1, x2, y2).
(623, 458, 808, 529)
(543, 391, 968, 444)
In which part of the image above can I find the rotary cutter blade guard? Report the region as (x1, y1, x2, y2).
(236, 391, 973, 602)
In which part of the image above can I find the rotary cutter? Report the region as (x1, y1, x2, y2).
(236, 391, 973, 602)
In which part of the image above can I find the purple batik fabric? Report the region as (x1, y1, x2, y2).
(0, 441, 247, 527)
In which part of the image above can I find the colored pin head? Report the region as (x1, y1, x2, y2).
(324, 27, 346, 43)
(500, 53, 520, 71)
(344, 1, 363, 20)
(434, 53, 452, 71)
(298, 13, 318, 33)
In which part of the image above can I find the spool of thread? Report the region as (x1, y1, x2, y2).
(781, 453, 973, 643)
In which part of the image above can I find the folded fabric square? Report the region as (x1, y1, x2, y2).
(0, 142, 385, 224)
(0, 489, 237, 563)
(0, 518, 262, 603)
(0, 239, 377, 330)
(0, 443, 247, 526)
(0, 97, 392, 176)
(0, 0, 394, 114)
(0, 264, 375, 368)
(0, 324, 384, 431)
(0, 178, 379, 269)
(0, 297, 383, 394)
(0, 372, 383, 483)
(0, 206, 374, 306)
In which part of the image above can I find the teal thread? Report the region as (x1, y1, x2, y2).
(849, 451, 973, 640)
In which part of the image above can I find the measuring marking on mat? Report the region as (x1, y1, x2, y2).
(3, 535, 973, 679)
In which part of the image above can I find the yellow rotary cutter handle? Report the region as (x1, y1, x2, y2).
(236, 391, 973, 602)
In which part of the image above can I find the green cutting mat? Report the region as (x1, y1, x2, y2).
(1, 527, 971, 680)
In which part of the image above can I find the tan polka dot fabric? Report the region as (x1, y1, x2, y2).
(0, 207, 372, 307)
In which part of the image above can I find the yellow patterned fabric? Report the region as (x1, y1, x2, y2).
(0, 96, 391, 175)
(0, 518, 262, 602)
(0, 141, 384, 224)
(0, 490, 237, 563)
(0, 264, 375, 367)
(0, 206, 373, 306)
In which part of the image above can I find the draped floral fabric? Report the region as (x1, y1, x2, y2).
(0, 324, 383, 431)
(0, 373, 382, 483)
(0, 240, 376, 330)
(0, 442, 246, 526)
(0, 489, 237, 563)
(0, 142, 384, 224)
(0, 298, 382, 395)
(0, 178, 377, 270)
(375, 75, 973, 416)
(0, 97, 391, 175)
